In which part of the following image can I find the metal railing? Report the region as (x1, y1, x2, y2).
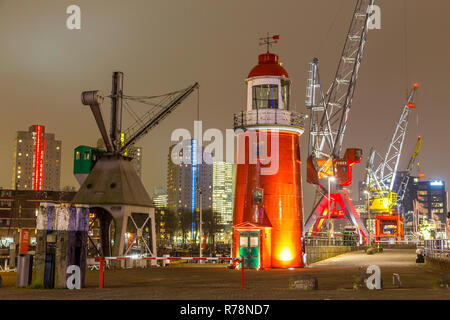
(234, 109, 305, 129)
(304, 231, 362, 247)
(424, 239, 450, 262)
(94, 256, 246, 289)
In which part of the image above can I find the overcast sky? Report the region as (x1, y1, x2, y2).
(0, 0, 449, 214)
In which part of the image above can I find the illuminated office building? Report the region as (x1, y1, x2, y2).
(11, 125, 61, 191)
(212, 161, 234, 225)
(417, 180, 448, 238)
(167, 140, 213, 239)
(153, 186, 168, 208)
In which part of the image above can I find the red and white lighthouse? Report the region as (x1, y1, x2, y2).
(232, 36, 305, 269)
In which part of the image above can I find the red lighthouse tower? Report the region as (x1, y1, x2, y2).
(232, 35, 305, 269)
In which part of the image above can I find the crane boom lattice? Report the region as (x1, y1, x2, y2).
(304, 0, 376, 244)
(307, 0, 375, 168)
(396, 136, 422, 207)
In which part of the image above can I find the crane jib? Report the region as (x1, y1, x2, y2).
(306, 0, 374, 186)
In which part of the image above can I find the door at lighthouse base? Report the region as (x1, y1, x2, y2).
(239, 231, 260, 269)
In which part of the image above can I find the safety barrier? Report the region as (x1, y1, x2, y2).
(424, 239, 450, 262)
(94, 256, 245, 289)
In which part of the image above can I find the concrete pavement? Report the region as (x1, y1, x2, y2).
(0, 249, 448, 299)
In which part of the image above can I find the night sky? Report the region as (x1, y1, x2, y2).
(0, 0, 448, 216)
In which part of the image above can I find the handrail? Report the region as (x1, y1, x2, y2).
(234, 109, 305, 129)
(424, 239, 450, 262)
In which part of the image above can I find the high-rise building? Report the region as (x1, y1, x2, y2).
(153, 186, 168, 208)
(11, 125, 61, 191)
(416, 180, 447, 238)
(212, 162, 234, 245)
(167, 139, 213, 239)
(398, 176, 448, 238)
(212, 162, 234, 225)
(152, 186, 169, 244)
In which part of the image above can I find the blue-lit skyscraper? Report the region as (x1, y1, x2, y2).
(167, 139, 213, 241)
(191, 139, 197, 237)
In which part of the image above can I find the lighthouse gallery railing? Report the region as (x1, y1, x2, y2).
(234, 109, 305, 129)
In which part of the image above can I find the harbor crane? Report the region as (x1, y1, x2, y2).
(74, 72, 199, 185)
(74, 72, 199, 258)
(365, 84, 418, 213)
(304, 0, 376, 243)
(82, 72, 199, 157)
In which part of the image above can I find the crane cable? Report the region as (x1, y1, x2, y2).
(196, 86, 200, 121)
(314, 2, 345, 58)
(403, 0, 409, 92)
(123, 99, 144, 126)
(403, 0, 422, 177)
(106, 86, 192, 128)
(122, 88, 186, 101)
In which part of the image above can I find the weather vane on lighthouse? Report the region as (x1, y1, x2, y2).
(259, 33, 280, 53)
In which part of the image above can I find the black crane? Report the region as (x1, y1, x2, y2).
(81, 71, 199, 157)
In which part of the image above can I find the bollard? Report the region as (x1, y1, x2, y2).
(99, 258, 105, 288)
(162, 254, 170, 267)
(241, 257, 245, 289)
(392, 273, 402, 287)
(95, 257, 105, 289)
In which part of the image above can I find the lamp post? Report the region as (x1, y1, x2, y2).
(198, 188, 203, 263)
(328, 176, 336, 245)
(364, 190, 371, 245)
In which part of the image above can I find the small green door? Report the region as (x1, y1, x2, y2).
(238, 231, 260, 269)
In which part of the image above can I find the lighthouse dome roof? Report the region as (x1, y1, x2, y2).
(248, 52, 289, 78)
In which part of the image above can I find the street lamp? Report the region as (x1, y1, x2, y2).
(364, 190, 371, 245)
(328, 176, 336, 245)
(198, 188, 203, 263)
